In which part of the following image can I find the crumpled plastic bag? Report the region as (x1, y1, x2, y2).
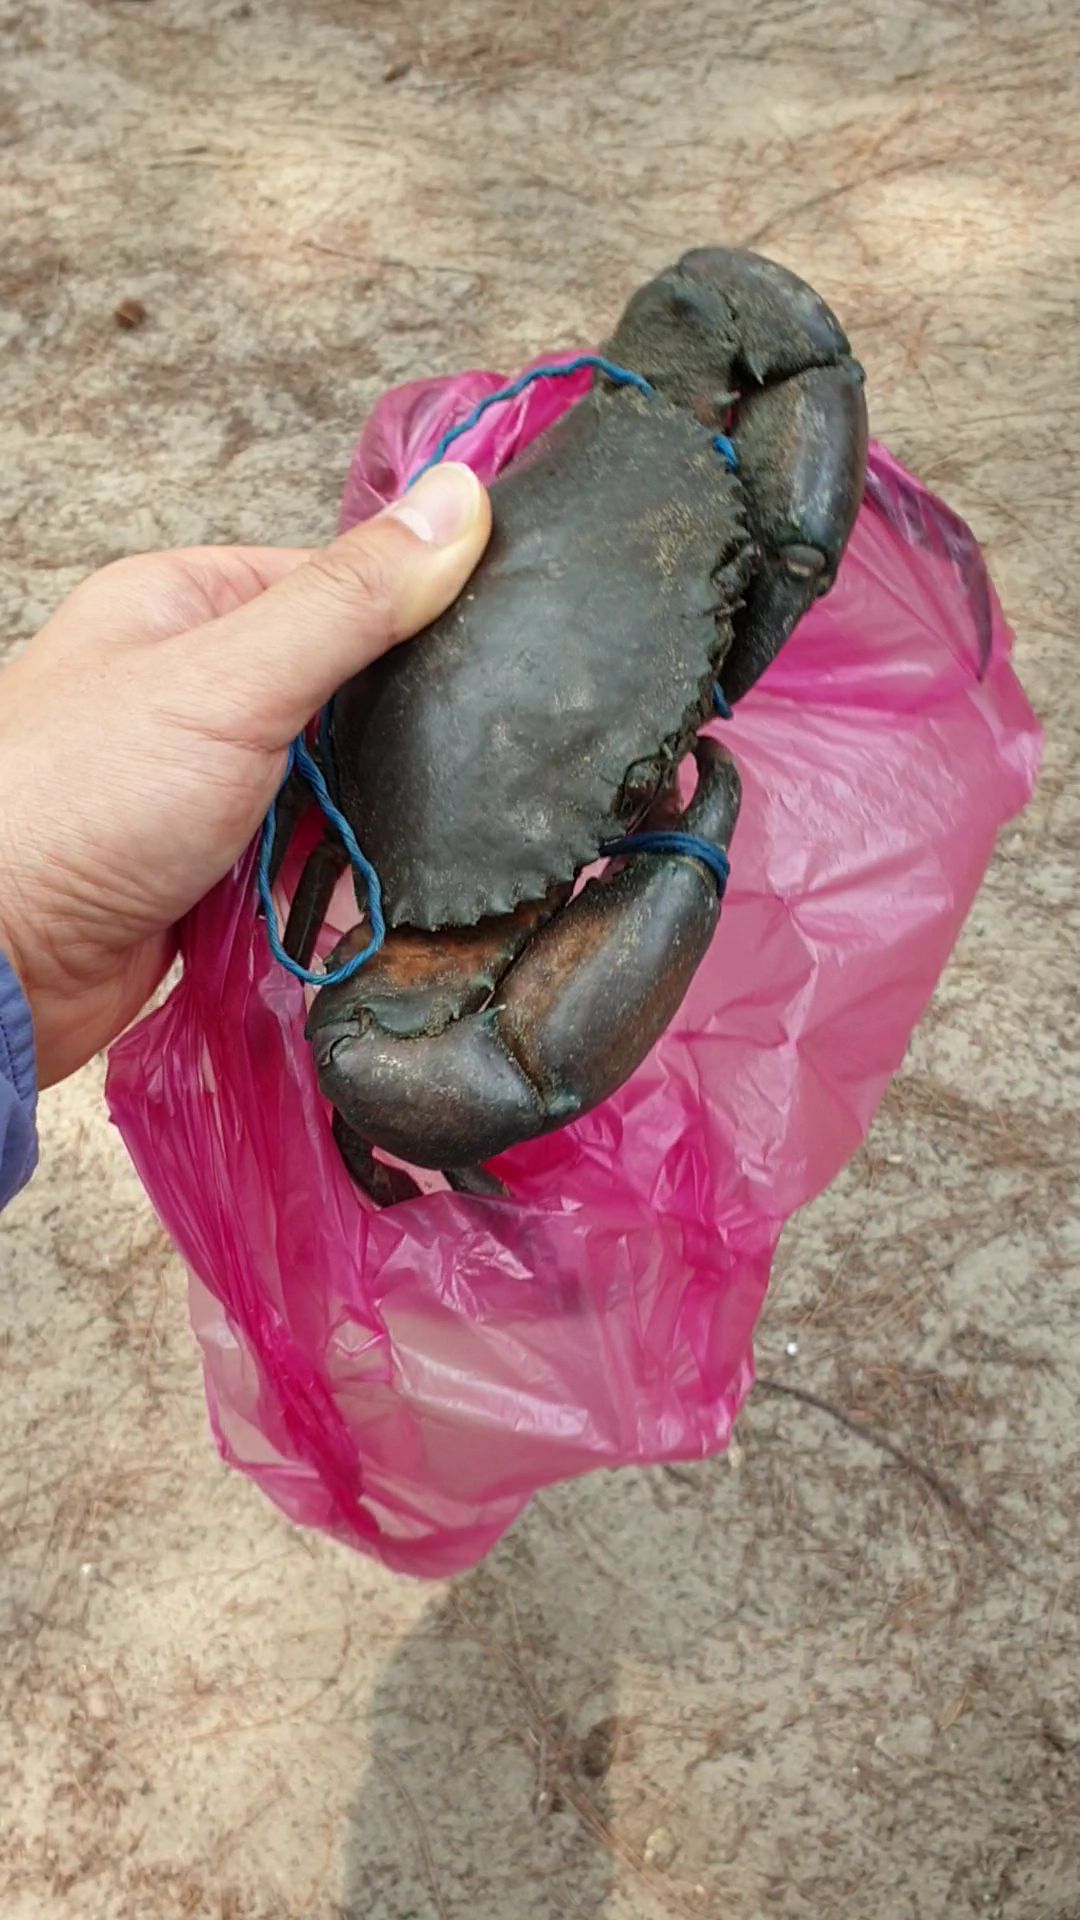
(106, 357, 1041, 1578)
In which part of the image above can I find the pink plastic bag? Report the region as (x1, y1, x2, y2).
(106, 361, 1041, 1578)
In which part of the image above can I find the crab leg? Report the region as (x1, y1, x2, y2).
(281, 825, 349, 971)
(330, 1112, 425, 1206)
(307, 740, 740, 1187)
(264, 764, 311, 891)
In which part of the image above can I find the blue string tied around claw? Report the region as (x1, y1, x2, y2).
(261, 355, 739, 986)
(257, 738, 385, 988)
(599, 832, 731, 899)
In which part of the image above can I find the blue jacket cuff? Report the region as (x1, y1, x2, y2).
(0, 951, 38, 1207)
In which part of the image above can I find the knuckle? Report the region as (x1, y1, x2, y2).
(95, 552, 188, 598)
(64, 554, 153, 616)
(49, 554, 201, 653)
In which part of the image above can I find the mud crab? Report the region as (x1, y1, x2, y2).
(267, 247, 869, 1205)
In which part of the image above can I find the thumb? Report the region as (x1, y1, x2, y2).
(177, 462, 491, 746)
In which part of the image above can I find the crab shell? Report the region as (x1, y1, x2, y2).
(330, 384, 753, 932)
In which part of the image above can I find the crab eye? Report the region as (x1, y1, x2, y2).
(783, 543, 828, 584)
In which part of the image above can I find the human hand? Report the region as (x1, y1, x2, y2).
(0, 464, 491, 1087)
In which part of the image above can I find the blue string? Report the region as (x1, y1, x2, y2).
(258, 738, 385, 988)
(262, 356, 740, 982)
(408, 357, 662, 489)
(712, 686, 733, 719)
(600, 831, 730, 898)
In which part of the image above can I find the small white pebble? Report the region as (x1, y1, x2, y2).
(644, 1826, 678, 1870)
(80, 1563, 94, 1577)
(785, 1339, 799, 1358)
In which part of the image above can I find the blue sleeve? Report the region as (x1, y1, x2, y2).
(0, 952, 37, 1209)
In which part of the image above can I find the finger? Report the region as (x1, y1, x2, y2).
(173, 464, 491, 746)
(157, 544, 318, 614)
(129, 544, 317, 632)
(43, 545, 316, 651)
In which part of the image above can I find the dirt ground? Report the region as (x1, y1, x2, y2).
(1, 1, 1077, 1916)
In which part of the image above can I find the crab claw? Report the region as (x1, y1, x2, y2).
(306, 741, 740, 1185)
(675, 247, 869, 700)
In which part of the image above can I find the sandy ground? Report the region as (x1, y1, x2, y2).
(2, 2, 1078, 1916)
